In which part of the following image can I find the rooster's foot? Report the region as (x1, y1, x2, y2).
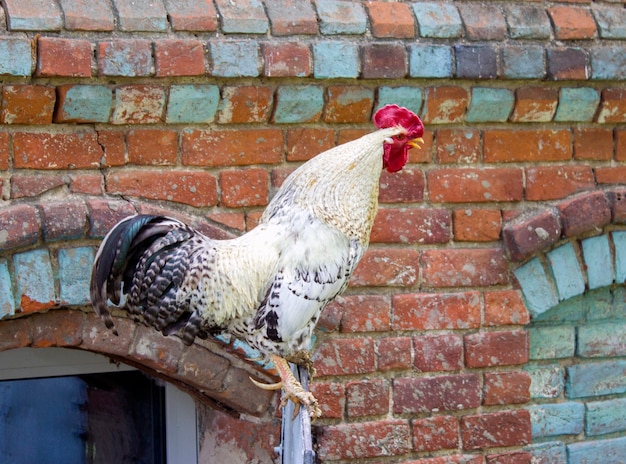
(285, 350, 316, 378)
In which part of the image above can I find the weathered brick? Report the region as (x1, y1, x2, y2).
(503, 209, 562, 262)
(366, 2, 415, 38)
(111, 85, 165, 124)
(527, 442, 567, 463)
(11, 174, 66, 199)
(593, 5, 626, 39)
(586, 398, 626, 436)
(378, 169, 425, 203)
(529, 402, 584, 438)
(485, 129, 572, 162)
(127, 129, 178, 165)
(1, 85, 55, 124)
(3, 0, 62, 30)
(466, 87, 514, 122)
(0, 315, 31, 348)
(313, 41, 359, 78)
(40, 201, 87, 242)
(484, 290, 530, 326)
(414, 333, 464, 372)
(504, 4, 552, 39)
(31, 310, 83, 347)
(82, 313, 135, 357)
(55, 84, 113, 123)
(324, 86, 374, 123)
(264, 0, 318, 36)
(456, 45, 498, 79)
(501, 45, 546, 80)
(569, 436, 626, 464)
(272, 85, 323, 124)
(392, 292, 481, 331)
(114, 0, 168, 31)
(316, 0, 366, 35)
(350, 248, 419, 287)
(511, 87, 558, 123)
(409, 44, 454, 78)
(376, 337, 412, 371)
(313, 337, 375, 376)
(346, 379, 389, 417)
(166, 84, 219, 124)
(591, 45, 626, 80)
(316, 420, 410, 460)
(465, 331, 529, 368)
(58, 0, 115, 31)
(412, 2, 463, 38)
(0, 259, 15, 317)
(484, 371, 531, 406)
(328, 294, 390, 333)
(546, 47, 589, 80)
(422, 248, 508, 288)
(219, 168, 268, 207)
(453, 209, 502, 242)
(393, 374, 481, 414)
(361, 43, 407, 79)
(574, 127, 614, 160)
(434, 129, 480, 164)
(181, 128, 283, 166)
(567, 360, 626, 398)
(97, 130, 126, 167)
(97, 39, 153, 77)
(598, 88, 626, 123)
(58, 247, 93, 306)
(215, 0, 268, 34)
(412, 416, 459, 453)
(422, 86, 469, 124)
(557, 190, 611, 237)
(461, 410, 531, 450)
(87, 198, 137, 238)
(154, 39, 206, 77)
(458, 3, 506, 40)
(0, 37, 32, 76)
(106, 170, 218, 208)
(164, 0, 218, 31)
(486, 451, 532, 464)
(286, 128, 334, 162)
(578, 322, 626, 358)
(371, 207, 450, 244)
(608, 188, 626, 223)
(529, 326, 575, 360)
(130, 325, 184, 373)
(14, 249, 56, 313)
(0, 204, 40, 251)
(555, 87, 600, 122)
(428, 168, 524, 203)
(36, 37, 92, 77)
(13, 132, 103, 169)
(262, 42, 311, 77)
(0, 132, 8, 170)
(308, 382, 344, 419)
(548, 6, 597, 40)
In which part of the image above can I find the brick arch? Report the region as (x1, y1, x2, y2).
(0, 196, 278, 419)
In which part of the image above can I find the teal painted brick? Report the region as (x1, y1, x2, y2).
(526, 442, 567, 463)
(0, 259, 15, 318)
(514, 258, 559, 318)
(57, 85, 113, 123)
(504, 4, 552, 39)
(219, 0, 268, 34)
(613, 286, 626, 318)
(166, 85, 220, 124)
(466, 87, 514, 122)
(547, 243, 585, 301)
(14, 249, 56, 308)
(273, 86, 324, 123)
(533, 293, 586, 323)
(578, 322, 626, 357)
(412, 3, 463, 38)
(586, 287, 617, 320)
(313, 41, 359, 78)
(376, 87, 423, 116)
(525, 364, 565, 399)
(586, 398, 626, 436)
(0, 38, 32, 76)
(614, 231, 626, 283)
(5, 1, 63, 31)
(528, 326, 575, 360)
(582, 235, 614, 290)
(59, 247, 94, 306)
(591, 46, 626, 80)
(210, 41, 260, 77)
(528, 402, 584, 438)
(316, 0, 367, 35)
(593, 6, 626, 39)
(501, 45, 545, 79)
(554, 87, 600, 122)
(568, 436, 626, 464)
(409, 44, 453, 78)
(567, 360, 626, 398)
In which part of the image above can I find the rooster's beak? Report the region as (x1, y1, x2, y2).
(408, 137, 424, 150)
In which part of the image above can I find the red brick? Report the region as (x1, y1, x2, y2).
(392, 292, 481, 331)
(597, 166, 626, 185)
(11, 174, 66, 199)
(393, 374, 481, 414)
(13, 132, 103, 169)
(435, 128, 481, 164)
(361, 43, 407, 79)
(40, 201, 87, 241)
(412, 416, 459, 453)
(484, 129, 572, 162)
(130, 325, 184, 373)
(465, 330, 529, 368)
(414, 333, 464, 372)
(547, 47, 589, 80)
(262, 42, 311, 77)
(0, 132, 8, 170)
(87, 198, 137, 238)
(218, 86, 273, 124)
(484, 290, 530, 326)
(270, 166, 295, 189)
(316, 420, 410, 460)
(337, 128, 370, 145)
(422, 86, 469, 124)
(182, 129, 283, 167)
(0, 317, 32, 351)
(484, 371, 531, 406)
(376, 337, 413, 371)
(31, 310, 84, 348)
(69, 173, 104, 195)
(557, 190, 611, 237)
(502, 209, 562, 262)
(206, 212, 245, 232)
(574, 127, 614, 160)
(219, 168, 269, 207)
(525, 165, 595, 201)
(428, 168, 523, 203)
(422, 248, 509, 287)
(346, 379, 390, 417)
(350, 248, 419, 287)
(111, 85, 165, 124)
(407, 456, 483, 464)
(371, 208, 450, 244)
(617, 129, 626, 161)
(286, 128, 335, 161)
(378, 168, 425, 203)
(165, 0, 218, 31)
(313, 337, 375, 376)
(1, 85, 55, 124)
(598, 88, 626, 123)
(97, 130, 126, 167)
(328, 294, 390, 333)
(0, 204, 40, 251)
(127, 129, 177, 165)
(453, 208, 502, 242)
(61, 0, 115, 31)
(461, 410, 531, 450)
(366, 2, 415, 38)
(308, 382, 345, 419)
(106, 170, 218, 208)
(548, 6, 597, 40)
(607, 188, 626, 224)
(324, 86, 374, 123)
(36, 37, 92, 77)
(487, 452, 532, 464)
(154, 39, 206, 77)
(510, 87, 558, 123)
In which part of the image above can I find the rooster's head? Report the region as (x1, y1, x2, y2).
(373, 104, 424, 173)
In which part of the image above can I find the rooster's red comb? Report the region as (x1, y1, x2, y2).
(373, 104, 424, 138)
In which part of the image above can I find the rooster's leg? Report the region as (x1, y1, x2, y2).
(285, 350, 316, 378)
(250, 354, 321, 419)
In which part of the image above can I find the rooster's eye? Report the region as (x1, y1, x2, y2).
(394, 134, 406, 141)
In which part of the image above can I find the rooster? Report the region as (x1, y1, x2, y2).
(90, 104, 424, 418)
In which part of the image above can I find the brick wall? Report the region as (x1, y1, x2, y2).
(0, 0, 625, 462)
